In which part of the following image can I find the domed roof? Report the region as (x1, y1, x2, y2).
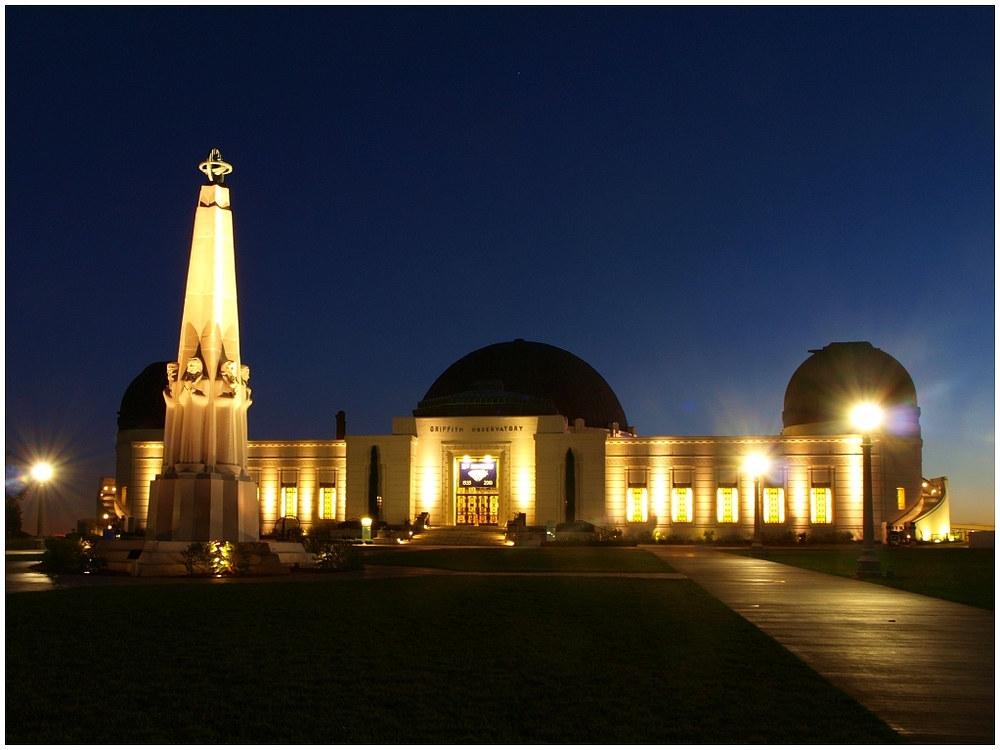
(417, 340, 628, 429)
(117, 362, 169, 432)
(782, 342, 919, 436)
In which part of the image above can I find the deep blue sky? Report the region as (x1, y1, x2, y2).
(6, 7, 994, 532)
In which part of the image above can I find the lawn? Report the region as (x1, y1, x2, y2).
(728, 546, 994, 610)
(6, 577, 900, 743)
(363, 546, 676, 572)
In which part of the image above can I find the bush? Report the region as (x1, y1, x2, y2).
(313, 540, 365, 572)
(661, 534, 696, 544)
(555, 521, 596, 534)
(180, 542, 212, 575)
(40, 537, 106, 574)
(207, 541, 261, 576)
(804, 530, 854, 545)
(761, 530, 799, 546)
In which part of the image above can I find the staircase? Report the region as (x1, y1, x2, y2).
(410, 525, 507, 547)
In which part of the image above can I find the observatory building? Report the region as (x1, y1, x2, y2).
(116, 341, 950, 543)
(111, 157, 951, 544)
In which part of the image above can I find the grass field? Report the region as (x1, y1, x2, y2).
(728, 546, 994, 610)
(6, 576, 900, 743)
(364, 546, 676, 572)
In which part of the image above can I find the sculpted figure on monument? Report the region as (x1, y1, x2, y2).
(178, 356, 208, 466)
(214, 359, 240, 469)
(162, 361, 183, 468)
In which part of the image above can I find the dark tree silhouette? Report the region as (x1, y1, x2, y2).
(565, 448, 576, 523)
(368, 445, 380, 519)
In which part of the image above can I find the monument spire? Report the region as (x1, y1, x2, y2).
(146, 150, 258, 542)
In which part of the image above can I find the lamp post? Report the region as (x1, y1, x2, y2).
(744, 454, 769, 558)
(851, 404, 883, 578)
(30, 463, 53, 538)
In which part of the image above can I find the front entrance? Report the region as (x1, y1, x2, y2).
(457, 487, 499, 526)
(456, 456, 499, 526)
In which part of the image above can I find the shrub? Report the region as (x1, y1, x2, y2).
(40, 537, 106, 574)
(663, 534, 696, 544)
(313, 540, 365, 572)
(180, 542, 212, 575)
(555, 521, 596, 534)
(714, 533, 749, 546)
(702, 530, 715, 544)
(804, 530, 854, 545)
(207, 541, 258, 576)
(761, 530, 799, 546)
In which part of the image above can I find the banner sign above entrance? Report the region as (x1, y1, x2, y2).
(459, 458, 497, 488)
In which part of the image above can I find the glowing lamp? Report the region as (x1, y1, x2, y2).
(851, 404, 882, 432)
(743, 455, 769, 477)
(361, 517, 372, 527)
(31, 463, 53, 483)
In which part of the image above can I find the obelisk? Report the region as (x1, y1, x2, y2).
(146, 150, 259, 542)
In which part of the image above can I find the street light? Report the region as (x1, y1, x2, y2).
(851, 404, 883, 578)
(744, 454, 769, 558)
(30, 463, 53, 538)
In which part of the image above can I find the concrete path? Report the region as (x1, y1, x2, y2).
(646, 545, 994, 744)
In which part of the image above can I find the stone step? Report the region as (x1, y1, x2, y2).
(410, 525, 507, 547)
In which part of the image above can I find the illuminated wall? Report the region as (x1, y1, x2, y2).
(118, 422, 925, 540)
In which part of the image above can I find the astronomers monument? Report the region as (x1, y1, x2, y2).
(145, 150, 259, 543)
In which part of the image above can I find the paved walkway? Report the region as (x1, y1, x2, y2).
(646, 545, 994, 744)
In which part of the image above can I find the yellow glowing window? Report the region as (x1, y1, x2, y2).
(671, 487, 692, 523)
(810, 487, 831, 524)
(763, 487, 785, 523)
(282, 486, 298, 518)
(896, 487, 906, 511)
(717, 487, 738, 523)
(626, 487, 648, 523)
(320, 487, 335, 519)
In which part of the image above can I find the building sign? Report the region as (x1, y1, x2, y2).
(428, 424, 526, 433)
(459, 457, 497, 488)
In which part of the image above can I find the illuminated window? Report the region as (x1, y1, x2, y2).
(896, 487, 906, 511)
(282, 485, 298, 517)
(810, 487, 832, 524)
(319, 486, 335, 519)
(763, 487, 785, 523)
(671, 487, 692, 523)
(716, 487, 738, 523)
(626, 487, 648, 523)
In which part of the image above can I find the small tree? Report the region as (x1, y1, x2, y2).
(565, 448, 576, 523)
(367, 445, 380, 520)
(6, 488, 25, 538)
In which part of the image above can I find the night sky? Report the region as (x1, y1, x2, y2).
(6, 7, 994, 532)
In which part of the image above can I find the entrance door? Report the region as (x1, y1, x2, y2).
(456, 487, 499, 526)
(456, 456, 499, 526)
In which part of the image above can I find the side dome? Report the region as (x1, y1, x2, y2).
(782, 342, 919, 437)
(417, 340, 629, 429)
(117, 362, 169, 432)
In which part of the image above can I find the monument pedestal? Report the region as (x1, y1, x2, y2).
(147, 473, 259, 542)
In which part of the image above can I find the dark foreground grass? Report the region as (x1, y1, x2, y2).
(7, 578, 899, 743)
(730, 547, 994, 610)
(364, 546, 676, 572)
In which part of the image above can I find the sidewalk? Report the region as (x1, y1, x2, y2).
(646, 545, 994, 744)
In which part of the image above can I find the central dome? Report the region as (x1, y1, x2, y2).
(417, 340, 629, 429)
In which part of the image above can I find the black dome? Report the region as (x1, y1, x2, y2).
(117, 362, 169, 432)
(782, 342, 919, 436)
(418, 340, 628, 429)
